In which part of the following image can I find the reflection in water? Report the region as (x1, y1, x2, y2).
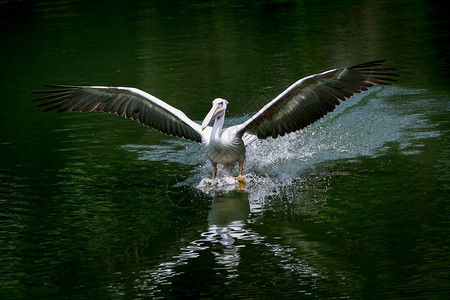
(130, 191, 254, 294)
(205, 193, 252, 279)
(125, 188, 355, 298)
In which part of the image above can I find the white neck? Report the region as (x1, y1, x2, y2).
(210, 115, 225, 142)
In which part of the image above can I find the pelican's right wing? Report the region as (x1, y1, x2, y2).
(33, 85, 204, 143)
(237, 60, 398, 141)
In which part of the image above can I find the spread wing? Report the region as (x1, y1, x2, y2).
(32, 85, 204, 143)
(237, 60, 398, 140)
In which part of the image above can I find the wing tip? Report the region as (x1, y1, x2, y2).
(350, 59, 399, 72)
(350, 60, 400, 85)
(349, 59, 387, 69)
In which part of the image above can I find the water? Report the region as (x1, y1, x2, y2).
(1, 1, 449, 299)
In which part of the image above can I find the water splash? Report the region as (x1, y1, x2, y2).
(122, 140, 203, 165)
(122, 86, 442, 193)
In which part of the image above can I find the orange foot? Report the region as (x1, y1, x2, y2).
(231, 175, 245, 182)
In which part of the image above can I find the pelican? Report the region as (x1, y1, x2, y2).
(33, 60, 398, 181)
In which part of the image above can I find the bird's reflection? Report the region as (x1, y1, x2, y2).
(205, 190, 251, 277)
(133, 189, 262, 291)
(208, 190, 250, 227)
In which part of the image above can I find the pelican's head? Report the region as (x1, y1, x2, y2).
(201, 98, 228, 130)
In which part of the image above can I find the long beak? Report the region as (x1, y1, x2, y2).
(201, 104, 223, 130)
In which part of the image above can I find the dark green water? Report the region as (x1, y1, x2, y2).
(1, 1, 449, 299)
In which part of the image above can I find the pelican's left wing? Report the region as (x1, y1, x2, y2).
(237, 60, 398, 141)
(33, 85, 203, 143)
